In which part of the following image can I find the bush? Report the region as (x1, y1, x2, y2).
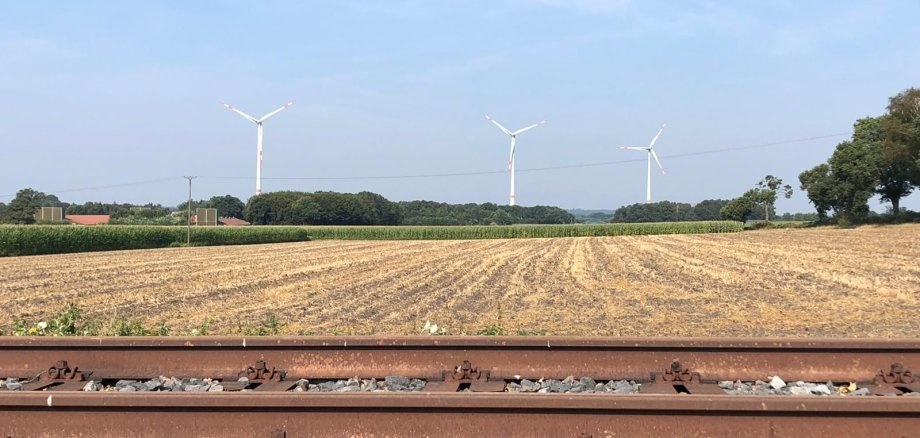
(0, 225, 310, 256)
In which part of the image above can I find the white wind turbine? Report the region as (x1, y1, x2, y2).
(485, 115, 546, 206)
(222, 101, 294, 195)
(621, 123, 667, 204)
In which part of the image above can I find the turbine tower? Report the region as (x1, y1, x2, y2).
(485, 115, 545, 206)
(621, 123, 667, 204)
(222, 101, 294, 195)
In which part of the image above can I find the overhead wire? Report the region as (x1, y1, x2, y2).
(0, 177, 181, 199)
(0, 132, 848, 198)
(201, 132, 849, 181)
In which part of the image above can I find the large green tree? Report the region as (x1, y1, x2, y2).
(5, 188, 49, 224)
(825, 118, 885, 222)
(244, 191, 304, 225)
(877, 88, 920, 212)
(720, 176, 788, 222)
(691, 199, 730, 221)
(883, 88, 920, 186)
(751, 175, 793, 222)
(719, 191, 756, 222)
(798, 163, 834, 219)
(206, 195, 245, 219)
(799, 89, 920, 222)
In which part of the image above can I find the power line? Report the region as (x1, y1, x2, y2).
(201, 132, 849, 181)
(0, 132, 849, 198)
(0, 177, 180, 199)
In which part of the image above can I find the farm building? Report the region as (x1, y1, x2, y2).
(188, 215, 250, 226)
(65, 215, 110, 225)
(219, 217, 250, 226)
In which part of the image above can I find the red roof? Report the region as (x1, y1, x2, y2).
(65, 215, 110, 225)
(219, 217, 250, 226)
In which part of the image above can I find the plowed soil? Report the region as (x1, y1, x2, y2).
(1, 224, 917, 337)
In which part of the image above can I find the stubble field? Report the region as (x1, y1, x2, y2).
(0, 224, 917, 337)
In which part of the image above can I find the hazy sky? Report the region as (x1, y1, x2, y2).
(2, 0, 918, 212)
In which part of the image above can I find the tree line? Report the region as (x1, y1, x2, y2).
(243, 193, 575, 225)
(398, 200, 574, 225)
(612, 199, 741, 223)
(797, 88, 918, 223)
(1, 188, 579, 226)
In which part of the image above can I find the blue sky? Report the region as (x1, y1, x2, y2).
(1, 0, 918, 212)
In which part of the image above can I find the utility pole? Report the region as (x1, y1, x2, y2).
(184, 176, 197, 246)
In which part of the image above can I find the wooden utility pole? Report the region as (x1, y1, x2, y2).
(184, 176, 197, 246)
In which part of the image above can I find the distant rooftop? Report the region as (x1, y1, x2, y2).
(65, 215, 110, 225)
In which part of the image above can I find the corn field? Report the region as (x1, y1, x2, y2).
(0, 225, 311, 257)
(303, 221, 743, 240)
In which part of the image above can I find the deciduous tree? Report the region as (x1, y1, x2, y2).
(5, 188, 48, 224)
(799, 164, 834, 219)
(206, 195, 245, 219)
(752, 175, 793, 222)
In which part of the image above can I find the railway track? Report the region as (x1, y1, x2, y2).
(1, 336, 918, 437)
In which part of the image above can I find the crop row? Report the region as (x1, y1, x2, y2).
(302, 221, 743, 240)
(0, 225, 310, 257)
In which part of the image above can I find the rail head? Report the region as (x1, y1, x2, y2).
(1, 336, 919, 351)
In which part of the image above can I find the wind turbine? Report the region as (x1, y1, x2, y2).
(485, 115, 546, 206)
(621, 123, 666, 204)
(222, 101, 294, 195)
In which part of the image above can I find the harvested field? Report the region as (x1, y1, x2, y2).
(0, 224, 917, 337)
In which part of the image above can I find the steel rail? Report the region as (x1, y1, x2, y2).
(1, 336, 918, 382)
(2, 337, 919, 437)
(0, 393, 918, 437)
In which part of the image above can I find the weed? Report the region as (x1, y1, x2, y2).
(515, 329, 547, 336)
(113, 318, 149, 336)
(477, 324, 506, 336)
(51, 303, 82, 336)
(154, 321, 171, 336)
(190, 318, 214, 336)
(243, 314, 284, 336)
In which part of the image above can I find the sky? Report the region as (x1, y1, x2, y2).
(1, 0, 918, 212)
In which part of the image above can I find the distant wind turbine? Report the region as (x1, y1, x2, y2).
(621, 123, 667, 204)
(222, 101, 294, 195)
(485, 115, 546, 206)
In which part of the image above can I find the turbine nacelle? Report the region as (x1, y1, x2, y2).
(485, 114, 546, 206)
(222, 100, 294, 196)
(621, 122, 668, 202)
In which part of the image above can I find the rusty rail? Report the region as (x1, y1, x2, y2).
(0, 336, 918, 437)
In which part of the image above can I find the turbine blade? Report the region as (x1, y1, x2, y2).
(650, 149, 665, 174)
(485, 114, 513, 136)
(222, 102, 258, 123)
(509, 138, 516, 170)
(620, 146, 647, 151)
(260, 101, 294, 122)
(512, 120, 546, 136)
(648, 122, 667, 149)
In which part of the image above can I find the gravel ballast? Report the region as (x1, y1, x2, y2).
(506, 377, 640, 394)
